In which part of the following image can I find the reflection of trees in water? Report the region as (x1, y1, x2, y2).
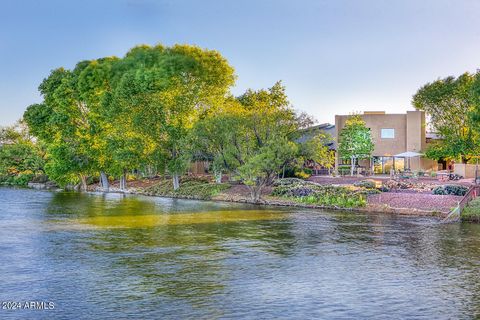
(45, 192, 158, 218)
(45, 192, 297, 307)
(43, 192, 480, 316)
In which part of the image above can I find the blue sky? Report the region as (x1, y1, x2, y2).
(1, 0, 480, 126)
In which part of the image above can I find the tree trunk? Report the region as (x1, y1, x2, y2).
(282, 165, 286, 179)
(100, 171, 109, 191)
(350, 156, 355, 176)
(79, 174, 88, 192)
(172, 173, 180, 190)
(248, 179, 264, 203)
(120, 169, 127, 191)
(249, 186, 262, 203)
(215, 170, 222, 184)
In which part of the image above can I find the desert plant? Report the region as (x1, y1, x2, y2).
(354, 179, 376, 189)
(432, 184, 469, 196)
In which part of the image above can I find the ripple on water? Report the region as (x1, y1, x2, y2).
(1, 189, 480, 319)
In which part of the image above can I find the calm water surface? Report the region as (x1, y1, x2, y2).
(1, 188, 479, 319)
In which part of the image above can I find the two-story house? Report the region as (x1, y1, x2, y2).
(334, 111, 438, 174)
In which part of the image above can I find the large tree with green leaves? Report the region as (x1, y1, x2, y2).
(337, 115, 374, 176)
(413, 73, 478, 163)
(191, 82, 310, 202)
(24, 43, 235, 191)
(112, 44, 235, 189)
(24, 67, 96, 190)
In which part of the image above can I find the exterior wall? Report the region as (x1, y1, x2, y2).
(406, 110, 426, 153)
(189, 161, 209, 175)
(335, 110, 435, 172)
(454, 164, 478, 179)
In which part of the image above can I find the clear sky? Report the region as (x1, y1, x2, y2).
(1, 0, 480, 126)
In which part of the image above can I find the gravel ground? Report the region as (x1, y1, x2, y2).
(309, 175, 473, 186)
(367, 192, 462, 213)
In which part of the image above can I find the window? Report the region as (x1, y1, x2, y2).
(381, 128, 395, 139)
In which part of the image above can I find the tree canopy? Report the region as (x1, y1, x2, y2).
(412, 73, 478, 163)
(23, 44, 235, 190)
(191, 82, 314, 201)
(18, 43, 330, 200)
(337, 115, 374, 175)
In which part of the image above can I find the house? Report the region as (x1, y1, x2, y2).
(296, 123, 336, 147)
(334, 110, 438, 174)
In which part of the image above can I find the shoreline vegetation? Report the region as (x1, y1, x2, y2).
(11, 175, 474, 220)
(1, 43, 480, 223)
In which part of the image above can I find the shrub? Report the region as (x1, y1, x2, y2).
(461, 197, 480, 222)
(86, 176, 100, 185)
(272, 178, 308, 187)
(337, 165, 351, 176)
(143, 177, 230, 200)
(13, 173, 34, 186)
(272, 179, 367, 208)
(354, 179, 376, 189)
(303, 168, 313, 175)
(381, 180, 411, 191)
(0, 175, 11, 184)
(432, 185, 469, 196)
(294, 170, 311, 179)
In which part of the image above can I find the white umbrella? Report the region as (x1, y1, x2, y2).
(394, 151, 423, 171)
(394, 151, 424, 157)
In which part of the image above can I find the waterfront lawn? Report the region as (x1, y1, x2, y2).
(461, 198, 480, 222)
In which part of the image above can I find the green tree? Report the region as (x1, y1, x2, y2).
(192, 82, 306, 202)
(113, 44, 235, 189)
(413, 73, 478, 163)
(24, 67, 97, 190)
(300, 132, 335, 172)
(0, 121, 45, 177)
(337, 115, 374, 176)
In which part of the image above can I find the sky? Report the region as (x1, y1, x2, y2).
(1, 0, 480, 126)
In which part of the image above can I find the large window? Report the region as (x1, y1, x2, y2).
(381, 128, 395, 139)
(373, 156, 405, 174)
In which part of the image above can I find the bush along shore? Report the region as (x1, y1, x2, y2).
(461, 197, 480, 222)
(5, 173, 472, 219)
(141, 176, 231, 200)
(84, 176, 460, 217)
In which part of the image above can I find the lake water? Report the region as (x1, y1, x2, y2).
(1, 188, 479, 319)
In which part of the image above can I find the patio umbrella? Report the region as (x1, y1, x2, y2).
(394, 151, 424, 170)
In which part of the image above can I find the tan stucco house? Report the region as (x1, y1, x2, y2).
(334, 111, 438, 174)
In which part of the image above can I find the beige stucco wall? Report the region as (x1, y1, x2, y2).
(335, 113, 407, 157)
(335, 111, 435, 172)
(406, 111, 427, 153)
(454, 164, 478, 178)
